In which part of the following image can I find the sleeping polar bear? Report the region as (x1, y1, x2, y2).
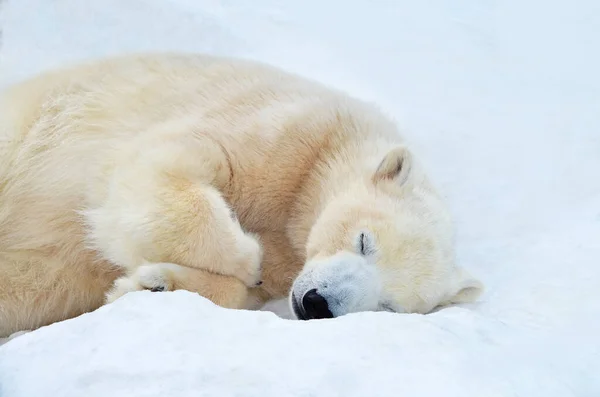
(0, 52, 483, 337)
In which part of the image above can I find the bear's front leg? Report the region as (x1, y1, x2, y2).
(83, 161, 263, 307)
(105, 262, 251, 309)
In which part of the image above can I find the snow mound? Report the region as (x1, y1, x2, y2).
(0, 289, 592, 397)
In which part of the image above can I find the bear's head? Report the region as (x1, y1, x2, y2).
(289, 145, 483, 320)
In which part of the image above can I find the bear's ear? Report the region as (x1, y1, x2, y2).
(445, 267, 484, 305)
(372, 146, 412, 186)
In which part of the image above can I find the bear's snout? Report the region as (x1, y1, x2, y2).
(290, 251, 383, 319)
(293, 288, 333, 320)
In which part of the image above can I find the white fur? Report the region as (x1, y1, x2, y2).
(0, 52, 483, 336)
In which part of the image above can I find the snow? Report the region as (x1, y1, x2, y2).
(1, 0, 599, 396)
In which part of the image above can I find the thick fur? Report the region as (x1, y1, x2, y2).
(0, 53, 483, 337)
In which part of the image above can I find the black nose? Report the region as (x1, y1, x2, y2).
(301, 289, 333, 320)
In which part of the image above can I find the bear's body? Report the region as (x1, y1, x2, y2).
(0, 53, 482, 337)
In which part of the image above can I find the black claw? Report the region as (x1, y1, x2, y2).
(150, 286, 165, 292)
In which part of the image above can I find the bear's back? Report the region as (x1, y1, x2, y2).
(0, 52, 396, 236)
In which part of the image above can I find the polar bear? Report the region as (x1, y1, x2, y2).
(0, 52, 483, 337)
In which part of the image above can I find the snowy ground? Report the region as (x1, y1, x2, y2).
(1, 1, 599, 396)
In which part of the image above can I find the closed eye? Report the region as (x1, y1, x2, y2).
(358, 233, 366, 254)
(357, 231, 376, 257)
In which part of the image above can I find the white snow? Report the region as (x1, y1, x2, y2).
(1, 0, 599, 396)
